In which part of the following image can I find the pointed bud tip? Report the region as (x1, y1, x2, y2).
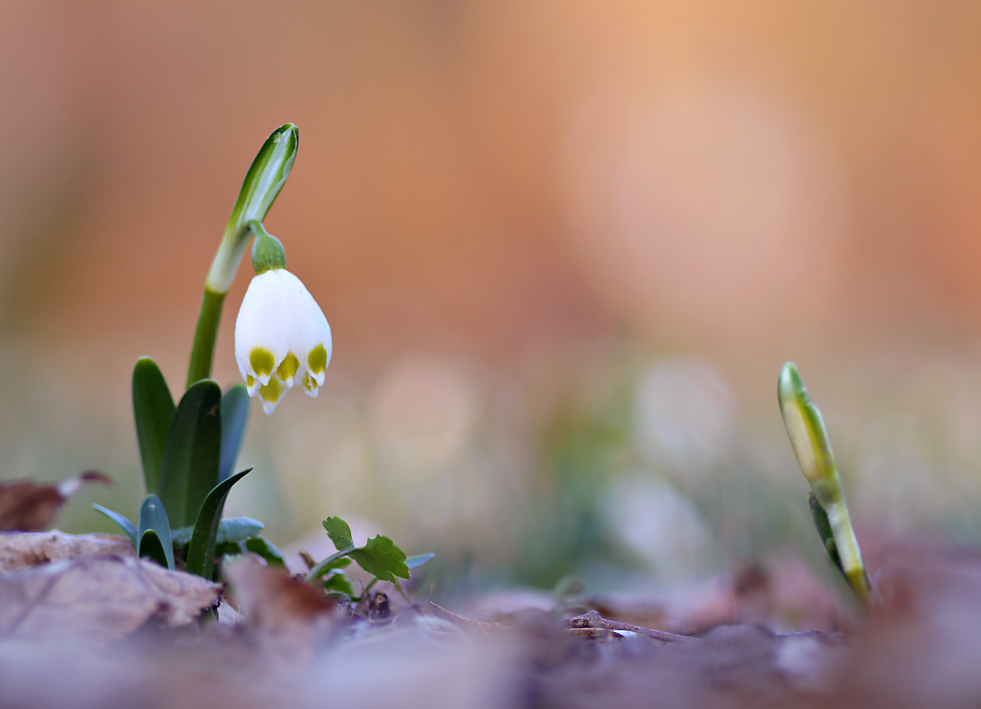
(777, 362, 806, 408)
(777, 361, 834, 486)
(270, 123, 299, 149)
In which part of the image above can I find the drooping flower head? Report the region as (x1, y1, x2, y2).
(234, 222, 332, 414)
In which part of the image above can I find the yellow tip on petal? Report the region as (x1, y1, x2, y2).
(307, 344, 328, 376)
(249, 347, 277, 382)
(258, 376, 286, 414)
(302, 371, 320, 397)
(276, 352, 300, 387)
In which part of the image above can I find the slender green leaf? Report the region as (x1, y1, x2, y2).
(406, 553, 435, 570)
(220, 385, 250, 482)
(808, 492, 843, 576)
(185, 468, 252, 579)
(132, 357, 176, 495)
(245, 536, 286, 568)
(349, 535, 410, 583)
(92, 505, 137, 546)
(138, 530, 170, 569)
(322, 516, 354, 550)
(171, 517, 263, 547)
(137, 494, 173, 569)
(158, 379, 222, 527)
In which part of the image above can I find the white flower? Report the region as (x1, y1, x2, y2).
(234, 268, 332, 414)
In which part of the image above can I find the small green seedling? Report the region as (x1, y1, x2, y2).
(778, 362, 870, 603)
(305, 516, 433, 600)
(94, 125, 308, 579)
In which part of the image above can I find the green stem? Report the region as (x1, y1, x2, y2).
(186, 288, 226, 388)
(305, 545, 357, 583)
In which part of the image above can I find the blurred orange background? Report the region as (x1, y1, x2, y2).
(5, 1, 981, 597)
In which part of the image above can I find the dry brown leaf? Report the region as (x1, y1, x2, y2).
(0, 530, 134, 571)
(0, 555, 220, 639)
(0, 471, 112, 532)
(224, 558, 338, 638)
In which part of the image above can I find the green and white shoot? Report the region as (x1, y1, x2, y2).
(234, 220, 332, 414)
(187, 124, 299, 389)
(778, 362, 870, 603)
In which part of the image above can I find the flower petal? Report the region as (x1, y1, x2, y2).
(257, 376, 287, 415)
(234, 267, 332, 413)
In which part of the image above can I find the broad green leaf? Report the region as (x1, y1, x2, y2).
(245, 536, 286, 568)
(349, 535, 410, 583)
(322, 571, 354, 596)
(171, 517, 263, 547)
(132, 357, 176, 495)
(322, 516, 354, 550)
(406, 553, 435, 570)
(185, 468, 252, 579)
(92, 505, 137, 546)
(220, 385, 250, 482)
(158, 379, 222, 527)
(137, 494, 173, 569)
(138, 530, 170, 569)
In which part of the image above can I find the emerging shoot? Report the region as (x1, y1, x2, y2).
(778, 362, 870, 603)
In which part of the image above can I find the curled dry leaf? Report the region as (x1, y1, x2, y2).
(0, 471, 112, 532)
(224, 558, 338, 638)
(0, 555, 220, 640)
(0, 530, 134, 572)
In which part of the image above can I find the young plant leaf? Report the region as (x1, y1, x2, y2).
(406, 553, 435, 570)
(158, 379, 222, 527)
(137, 494, 174, 569)
(185, 468, 252, 579)
(322, 571, 354, 596)
(808, 492, 844, 576)
(349, 535, 410, 583)
(245, 536, 286, 568)
(171, 517, 264, 547)
(92, 505, 137, 546)
(138, 530, 170, 569)
(306, 555, 352, 580)
(322, 516, 354, 550)
(220, 385, 250, 482)
(132, 357, 176, 495)
(778, 362, 869, 603)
